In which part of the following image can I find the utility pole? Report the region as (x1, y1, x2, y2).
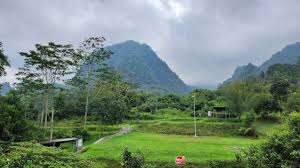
(193, 94, 197, 137)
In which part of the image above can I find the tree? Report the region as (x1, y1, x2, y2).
(90, 69, 131, 124)
(254, 98, 282, 117)
(221, 81, 248, 120)
(16, 42, 78, 140)
(122, 148, 145, 168)
(0, 93, 34, 142)
(91, 90, 128, 124)
(270, 78, 290, 103)
(73, 37, 111, 129)
(286, 93, 300, 112)
(0, 42, 10, 77)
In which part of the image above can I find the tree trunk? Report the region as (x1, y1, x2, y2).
(50, 89, 55, 141)
(44, 90, 49, 127)
(84, 64, 92, 129)
(40, 93, 46, 126)
(84, 91, 89, 129)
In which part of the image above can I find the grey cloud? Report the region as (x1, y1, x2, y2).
(1, 0, 300, 86)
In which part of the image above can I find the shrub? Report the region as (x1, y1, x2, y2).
(286, 93, 300, 112)
(0, 142, 92, 167)
(122, 148, 145, 168)
(244, 113, 300, 168)
(254, 98, 282, 117)
(87, 126, 97, 131)
(0, 100, 35, 142)
(242, 112, 256, 127)
(72, 128, 91, 141)
(53, 129, 72, 139)
(209, 153, 245, 168)
(238, 127, 257, 137)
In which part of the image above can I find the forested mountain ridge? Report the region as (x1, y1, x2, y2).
(105, 40, 191, 94)
(226, 42, 300, 83)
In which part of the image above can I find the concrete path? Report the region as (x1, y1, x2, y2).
(76, 127, 133, 154)
(94, 127, 133, 144)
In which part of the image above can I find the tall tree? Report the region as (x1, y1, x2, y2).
(73, 37, 111, 129)
(0, 42, 10, 77)
(221, 81, 248, 120)
(270, 78, 290, 104)
(16, 42, 78, 140)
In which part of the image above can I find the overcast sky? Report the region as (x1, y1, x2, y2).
(1, 0, 300, 86)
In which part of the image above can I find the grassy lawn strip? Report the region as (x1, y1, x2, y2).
(136, 121, 242, 136)
(80, 132, 261, 163)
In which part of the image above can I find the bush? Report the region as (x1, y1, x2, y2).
(238, 127, 257, 137)
(244, 113, 300, 168)
(72, 128, 91, 141)
(254, 98, 282, 117)
(53, 129, 72, 139)
(0, 142, 93, 167)
(0, 99, 35, 142)
(122, 148, 145, 168)
(286, 93, 300, 113)
(209, 153, 245, 168)
(242, 112, 256, 127)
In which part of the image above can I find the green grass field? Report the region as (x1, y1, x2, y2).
(81, 132, 261, 163)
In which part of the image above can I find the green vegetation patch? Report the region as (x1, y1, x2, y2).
(136, 121, 242, 136)
(81, 132, 261, 164)
(0, 142, 98, 168)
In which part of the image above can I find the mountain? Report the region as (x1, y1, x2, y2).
(105, 40, 191, 94)
(0, 82, 12, 95)
(260, 42, 300, 71)
(225, 63, 261, 83)
(226, 42, 300, 83)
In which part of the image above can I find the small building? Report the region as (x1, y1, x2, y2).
(208, 106, 233, 118)
(41, 137, 83, 152)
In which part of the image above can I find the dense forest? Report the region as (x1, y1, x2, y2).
(1, 37, 300, 167)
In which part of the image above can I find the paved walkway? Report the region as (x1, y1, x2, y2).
(76, 127, 133, 154)
(94, 127, 133, 144)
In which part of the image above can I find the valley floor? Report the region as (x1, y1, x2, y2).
(80, 132, 261, 164)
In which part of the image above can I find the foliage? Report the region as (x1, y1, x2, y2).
(244, 113, 300, 168)
(209, 153, 244, 168)
(220, 81, 248, 119)
(16, 41, 80, 141)
(270, 78, 290, 103)
(0, 142, 93, 167)
(91, 88, 128, 124)
(238, 127, 257, 137)
(242, 112, 256, 127)
(72, 128, 91, 141)
(137, 121, 242, 136)
(254, 98, 282, 116)
(73, 36, 111, 128)
(122, 148, 145, 168)
(52, 129, 72, 139)
(0, 42, 10, 77)
(0, 95, 35, 142)
(285, 93, 300, 112)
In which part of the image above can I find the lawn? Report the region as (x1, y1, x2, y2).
(80, 132, 261, 163)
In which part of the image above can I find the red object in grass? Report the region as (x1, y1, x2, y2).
(175, 156, 186, 165)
